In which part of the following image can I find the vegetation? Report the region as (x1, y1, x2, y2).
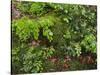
(11, 1, 97, 74)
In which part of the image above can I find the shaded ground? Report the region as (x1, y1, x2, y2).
(43, 55, 97, 72)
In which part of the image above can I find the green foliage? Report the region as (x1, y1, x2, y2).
(12, 1, 97, 73)
(30, 3, 45, 15)
(50, 4, 97, 57)
(12, 15, 55, 41)
(81, 34, 96, 53)
(39, 16, 56, 41)
(12, 44, 55, 73)
(16, 2, 31, 13)
(21, 46, 55, 73)
(12, 17, 40, 41)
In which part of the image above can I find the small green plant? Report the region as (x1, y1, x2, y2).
(12, 44, 55, 73)
(12, 15, 56, 42)
(81, 34, 96, 53)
